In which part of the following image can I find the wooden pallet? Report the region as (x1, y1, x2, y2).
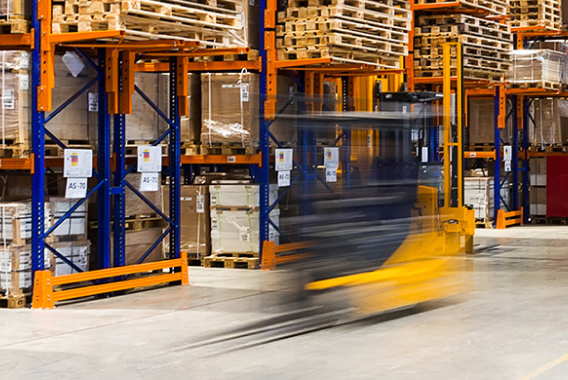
(278, 31, 408, 55)
(202, 256, 259, 269)
(530, 215, 547, 224)
(415, 0, 507, 15)
(415, 45, 511, 60)
(0, 18, 28, 34)
(209, 252, 258, 258)
(545, 217, 568, 225)
(506, 81, 564, 91)
(415, 33, 512, 51)
(180, 143, 201, 156)
(283, 5, 412, 30)
(200, 144, 257, 155)
(417, 13, 511, 32)
(415, 23, 512, 42)
(475, 220, 493, 228)
(467, 143, 495, 151)
(415, 56, 511, 71)
(414, 68, 503, 81)
(44, 140, 94, 158)
(89, 216, 166, 232)
(0, 144, 29, 158)
(277, 19, 409, 44)
(508, 19, 561, 29)
(0, 292, 28, 309)
(288, 0, 410, 10)
(277, 46, 401, 67)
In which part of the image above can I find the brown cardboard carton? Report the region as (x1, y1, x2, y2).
(162, 185, 210, 257)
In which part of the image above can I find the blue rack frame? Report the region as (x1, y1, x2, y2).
(29, 3, 182, 278)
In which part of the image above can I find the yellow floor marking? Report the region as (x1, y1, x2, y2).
(518, 352, 568, 380)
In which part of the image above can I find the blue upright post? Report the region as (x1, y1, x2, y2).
(169, 58, 181, 259)
(511, 96, 519, 210)
(259, 1, 271, 257)
(31, 1, 45, 273)
(98, 49, 111, 269)
(494, 86, 501, 224)
(113, 53, 126, 267)
(523, 98, 530, 223)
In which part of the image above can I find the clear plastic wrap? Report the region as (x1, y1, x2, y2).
(531, 99, 563, 145)
(53, 241, 90, 277)
(506, 50, 566, 85)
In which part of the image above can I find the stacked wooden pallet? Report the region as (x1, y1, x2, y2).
(276, 0, 412, 68)
(414, 0, 507, 16)
(0, 0, 30, 33)
(507, 0, 562, 30)
(51, 0, 246, 47)
(414, 14, 513, 81)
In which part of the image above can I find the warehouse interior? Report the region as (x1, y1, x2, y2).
(2, 0, 568, 378)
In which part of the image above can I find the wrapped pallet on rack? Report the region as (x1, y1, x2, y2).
(508, 0, 562, 30)
(162, 185, 211, 265)
(276, 0, 412, 68)
(0, 202, 54, 308)
(51, 0, 247, 47)
(464, 177, 510, 227)
(0, 0, 30, 33)
(414, 13, 513, 81)
(506, 50, 566, 91)
(530, 98, 563, 147)
(204, 183, 279, 269)
(529, 157, 547, 221)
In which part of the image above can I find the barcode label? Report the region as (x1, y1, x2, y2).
(240, 83, 249, 102)
(196, 194, 204, 213)
(239, 227, 250, 242)
(3, 89, 14, 110)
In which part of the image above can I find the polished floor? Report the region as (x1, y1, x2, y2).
(2, 226, 568, 379)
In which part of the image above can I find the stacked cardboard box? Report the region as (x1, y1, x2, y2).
(162, 185, 211, 259)
(53, 241, 90, 276)
(0, 202, 54, 295)
(464, 177, 510, 224)
(530, 157, 547, 217)
(200, 73, 298, 151)
(506, 50, 566, 91)
(207, 184, 279, 268)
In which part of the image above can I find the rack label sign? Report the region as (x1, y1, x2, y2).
(65, 178, 88, 199)
(275, 148, 293, 171)
(139, 172, 159, 192)
(240, 83, 249, 102)
(137, 145, 162, 173)
(196, 194, 205, 213)
(324, 147, 339, 169)
(88, 92, 98, 112)
(64, 149, 92, 178)
(326, 168, 337, 183)
(278, 171, 291, 187)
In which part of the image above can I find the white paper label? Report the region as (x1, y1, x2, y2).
(64, 149, 93, 178)
(196, 194, 205, 213)
(367, 134, 371, 148)
(62, 51, 85, 78)
(240, 82, 249, 102)
(211, 193, 218, 206)
(137, 145, 162, 173)
(278, 171, 291, 187)
(65, 178, 88, 198)
(20, 52, 30, 69)
(2, 89, 14, 110)
(239, 227, 250, 242)
(326, 168, 337, 183)
(503, 145, 512, 161)
(88, 92, 98, 112)
(275, 149, 293, 171)
(227, 156, 236, 163)
(139, 172, 159, 192)
(211, 217, 218, 229)
(504, 161, 512, 172)
(324, 147, 339, 169)
(19, 74, 29, 90)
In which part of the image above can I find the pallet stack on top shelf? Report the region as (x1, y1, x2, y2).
(507, 0, 562, 30)
(0, 0, 30, 33)
(276, 0, 412, 68)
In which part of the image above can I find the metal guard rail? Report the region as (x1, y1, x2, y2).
(496, 208, 523, 229)
(261, 241, 311, 270)
(32, 252, 189, 309)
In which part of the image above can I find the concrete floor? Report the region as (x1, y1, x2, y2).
(2, 226, 568, 379)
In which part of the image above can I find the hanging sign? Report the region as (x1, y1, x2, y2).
(324, 147, 339, 169)
(64, 149, 92, 178)
(65, 178, 88, 199)
(326, 168, 337, 183)
(278, 171, 291, 187)
(139, 172, 160, 192)
(275, 148, 293, 172)
(137, 145, 162, 173)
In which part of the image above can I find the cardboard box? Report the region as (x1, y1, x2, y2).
(210, 184, 279, 209)
(529, 186, 546, 216)
(530, 158, 547, 186)
(468, 98, 495, 144)
(0, 202, 53, 245)
(53, 241, 90, 277)
(51, 197, 88, 237)
(125, 173, 162, 217)
(162, 185, 210, 258)
(0, 246, 51, 272)
(464, 177, 509, 221)
(210, 209, 280, 254)
(0, 270, 32, 292)
(124, 227, 164, 265)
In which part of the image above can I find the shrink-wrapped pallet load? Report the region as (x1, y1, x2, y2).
(506, 50, 566, 91)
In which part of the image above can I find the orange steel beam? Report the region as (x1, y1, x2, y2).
(106, 49, 119, 114)
(497, 84, 506, 129)
(179, 154, 262, 166)
(50, 30, 125, 44)
(32, 253, 189, 308)
(466, 88, 495, 97)
(134, 59, 262, 72)
(465, 151, 497, 159)
(176, 57, 190, 116)
(143, 47, 249, 57)
(264, 0, 278, 118)
(119, 51, 135, 114)
(38, 0, 53, 112)
(274, 58, 333, 68)
(0, 31, 34, 50)
(63, 39, 198, 49)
